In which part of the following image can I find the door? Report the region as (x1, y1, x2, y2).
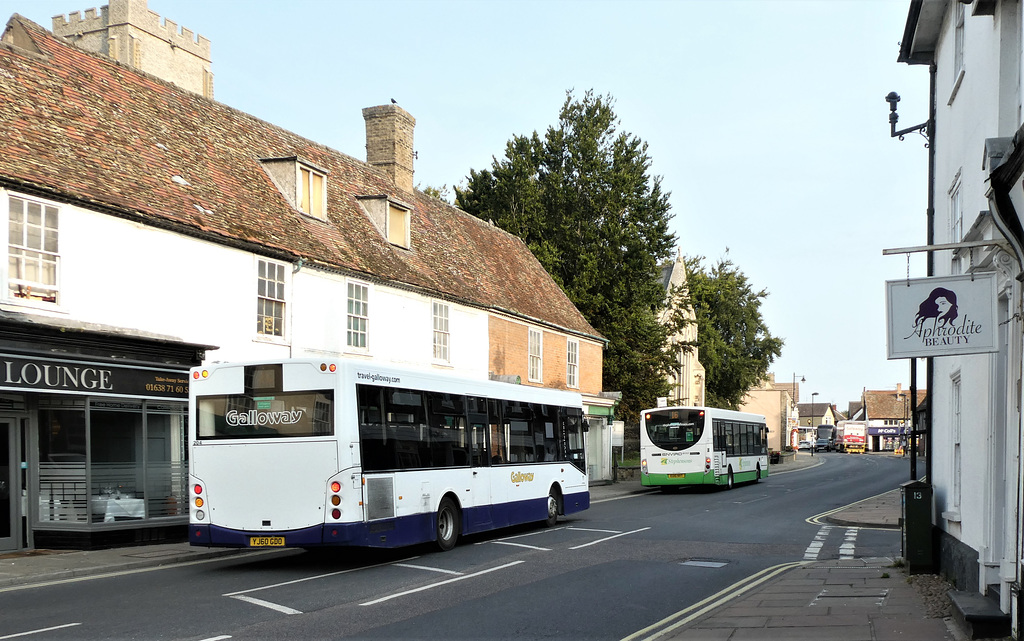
(0, 419, 16, 551)
(466, 397, 492, 531)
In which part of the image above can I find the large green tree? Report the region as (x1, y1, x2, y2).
(669, 255, 784, 409)
(456, 90, 676, 421)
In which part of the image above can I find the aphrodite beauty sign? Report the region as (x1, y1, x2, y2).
(886, 273, 999, 359)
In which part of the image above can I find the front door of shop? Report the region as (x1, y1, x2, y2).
(0, 419, 17, 551)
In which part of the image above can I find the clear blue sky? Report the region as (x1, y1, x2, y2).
(16, 0, 930, 410)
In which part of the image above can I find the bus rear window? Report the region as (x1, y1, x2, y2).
(197, 391, 334, 439)
(644, 409, 704, 451)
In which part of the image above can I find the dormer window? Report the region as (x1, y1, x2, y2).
(259, 156, 329, 221)
(387, 202, 410, 248)
(299, 164, 326, 219)
(356, 195, 413, 250)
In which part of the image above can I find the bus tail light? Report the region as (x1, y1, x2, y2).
(640, 459, 648, 475)
(328, 480, 342, 520)
(705, 457, 712, 473)
(192, 482, 206, 520)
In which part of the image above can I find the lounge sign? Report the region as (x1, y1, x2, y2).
(0, 353, 190, 399)
(886, 274, 999, 359)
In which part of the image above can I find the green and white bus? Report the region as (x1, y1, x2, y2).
(639, 406, 769, 489)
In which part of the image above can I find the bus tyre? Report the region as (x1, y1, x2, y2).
(435, 497, 460, 552)
(544, 488, 560, 527)
(727, 468, 735, 490)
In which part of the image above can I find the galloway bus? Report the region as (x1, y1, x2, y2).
(188, 359, 589, 551)
(640, 406, 769, 489)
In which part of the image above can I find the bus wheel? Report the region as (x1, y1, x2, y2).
(544, 488, 560, 527)
(726, 468, 735, 490)
(436, 497, 460, 551)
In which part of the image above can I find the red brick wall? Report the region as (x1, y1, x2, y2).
(488, 315, 603, 395)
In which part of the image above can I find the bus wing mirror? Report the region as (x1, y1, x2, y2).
(582, 418, 590, 433)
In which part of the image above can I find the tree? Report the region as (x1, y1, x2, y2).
(456, 90, 677, 422)
(668, 254, 784, 409)
(419, 184, 452, 203)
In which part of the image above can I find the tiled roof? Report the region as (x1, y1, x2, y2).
(798, 402, 833, 419)
(0, 15, 601, 340)
(863, 389, 927, 420)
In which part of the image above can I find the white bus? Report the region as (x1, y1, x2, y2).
(187, 359, 589, 551)
(639, 406, 769, 489)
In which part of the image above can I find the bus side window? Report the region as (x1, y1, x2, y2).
(426, 392, 469, 468)
(488, 399, 506, 464)
(357, 385, 390, 472)
(713, 420, 725, 451)
(467, 397, 489, 467)
(560, 407, 586, 472)
(505, 400, 534, 463)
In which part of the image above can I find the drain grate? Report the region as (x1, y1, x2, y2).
(680, 558, 729, 568)
(810, 587, 889, 607)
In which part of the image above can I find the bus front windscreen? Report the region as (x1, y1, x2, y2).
(197, 391, 334, 439)
(645, 408, 705, 451)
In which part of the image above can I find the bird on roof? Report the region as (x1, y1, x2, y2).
(391, 98, 397, 104)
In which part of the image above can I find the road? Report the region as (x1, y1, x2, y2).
(0, 454, 907, 640)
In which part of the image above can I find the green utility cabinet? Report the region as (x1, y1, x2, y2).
(901, 479, 934, 574)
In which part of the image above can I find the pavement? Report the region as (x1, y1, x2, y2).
(0, 452, 984, 640)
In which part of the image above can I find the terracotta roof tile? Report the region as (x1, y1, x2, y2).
(863, 389, 927, 420)
(0, 15, 601, 340)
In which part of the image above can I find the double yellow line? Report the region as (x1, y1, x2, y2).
(621, 560, 810, 641)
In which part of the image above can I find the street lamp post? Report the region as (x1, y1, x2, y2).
(810, 392, 819, 456)
(791, 374, 805, 449)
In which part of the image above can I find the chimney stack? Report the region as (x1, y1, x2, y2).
(362, 104, 415, 193)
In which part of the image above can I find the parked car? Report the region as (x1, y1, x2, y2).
(798, 440, 812, 450)
(815, 438, 832, 452)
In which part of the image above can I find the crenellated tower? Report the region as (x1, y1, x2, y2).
(52, 0, 213, 98)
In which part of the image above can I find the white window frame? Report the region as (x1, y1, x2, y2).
(948, 2, 966, 104)
(255, 258, 287, 340)
(954, 2, 965, 79)
(297, 162, 327, 220)
(566, 338, 579, 389)
(949, 176, 963, 274)
(950, 372, 962, 519)
(432, 301, 450, 363)
(6, 193, 61, 307)
(950, 181, 963, 243)
(528, 328, 543, 383)
(346, 281, 370, 351)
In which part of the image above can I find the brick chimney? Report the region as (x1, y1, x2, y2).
(362, 104, 415, 193)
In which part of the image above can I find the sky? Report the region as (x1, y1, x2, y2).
(13, 0, 931, 410)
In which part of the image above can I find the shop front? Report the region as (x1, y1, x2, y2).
(0, 314, 211, 551)
(868, 426, 906, 452)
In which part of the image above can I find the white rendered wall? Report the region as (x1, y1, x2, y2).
(0, 193, 490, 379)
(922, 1, 1022, 600)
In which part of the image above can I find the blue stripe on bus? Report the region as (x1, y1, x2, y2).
(190, 490, 590, 549)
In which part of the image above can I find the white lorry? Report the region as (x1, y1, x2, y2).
(840, 421, 867, 454)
